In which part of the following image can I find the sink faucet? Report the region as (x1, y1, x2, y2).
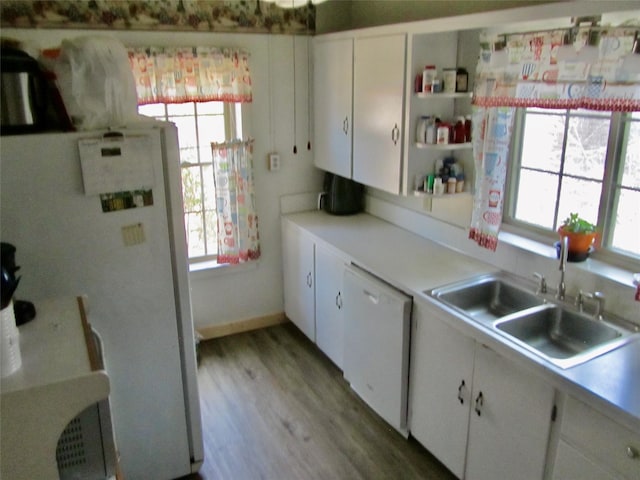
(556, 235, 568, 301)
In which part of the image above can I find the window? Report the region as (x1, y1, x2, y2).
(138, 101, 242, 262)
(506, 109, 640, 264)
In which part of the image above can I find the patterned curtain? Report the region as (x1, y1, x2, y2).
(211, 139, 260, 265)
(127, 47, 252, 104)
(468, 106, 516, 251)
(474, 26, 640, 111)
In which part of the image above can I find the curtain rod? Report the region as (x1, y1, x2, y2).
(497, 24, 639, 41)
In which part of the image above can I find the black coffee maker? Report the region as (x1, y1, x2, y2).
(1, 242, 36, 325)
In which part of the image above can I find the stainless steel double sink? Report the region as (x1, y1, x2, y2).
(428, 273, 638, 369)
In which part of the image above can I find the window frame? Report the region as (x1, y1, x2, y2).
(138, 101, 243, 264)
(504, 108, 640, 271)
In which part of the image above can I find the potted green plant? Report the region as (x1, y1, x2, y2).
(558, 213, 598, 255)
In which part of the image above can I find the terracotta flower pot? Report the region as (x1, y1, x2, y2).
(558, 227, 597, 254)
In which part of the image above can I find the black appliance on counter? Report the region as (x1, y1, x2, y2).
(1, 242, 36, 325)
(319, 172, 364, 215)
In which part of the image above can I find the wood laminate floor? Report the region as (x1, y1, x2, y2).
(182, 322, 456, 480)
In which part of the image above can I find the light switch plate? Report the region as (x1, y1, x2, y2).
(268, 153, 280, 171)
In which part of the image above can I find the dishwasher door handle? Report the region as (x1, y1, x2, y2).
(363, 289, 379, 304)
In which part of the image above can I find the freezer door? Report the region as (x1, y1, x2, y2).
(343, 265, 412, 435)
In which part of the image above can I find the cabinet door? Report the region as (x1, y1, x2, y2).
(313, 38, 353, 178)
(314, 244, 346, 369)
(353, 34, 406, 194)
(466, 345, 555, 480)
(282, 220, 315, 341)
(408, 300, 475, 479)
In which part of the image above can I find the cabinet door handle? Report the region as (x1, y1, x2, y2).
(336, 292, 343, 310)
(474, 391, 484, 417)
(343, 116, 349, 135)
(457, 380, 466, 405)
(391, 123, 400, 145)
(306, 272, 313, 288)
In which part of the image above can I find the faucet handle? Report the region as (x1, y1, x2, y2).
(533, 272, 547, 294)
(577, 290, 606, 319)
(593, 291, 605, 319)
(576, 289, 591, 312)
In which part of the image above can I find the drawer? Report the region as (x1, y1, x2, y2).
(553, 440, 618, 480)
(561, 396, 640, 480)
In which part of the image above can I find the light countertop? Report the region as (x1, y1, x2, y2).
(283, 211, 640, 433)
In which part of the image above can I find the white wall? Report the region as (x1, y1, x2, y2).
(3, 27, 323, 330)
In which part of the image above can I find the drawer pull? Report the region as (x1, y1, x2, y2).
(627, 445, 639, 459)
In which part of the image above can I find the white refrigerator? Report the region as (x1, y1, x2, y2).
(0, 123, 204, 479)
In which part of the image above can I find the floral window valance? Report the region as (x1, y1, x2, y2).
(127, 47, 252, 105)
(473, 26, 640, 111)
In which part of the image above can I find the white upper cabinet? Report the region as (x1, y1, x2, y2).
(353, 34, 406, 195)
(313, 38, 353, 178)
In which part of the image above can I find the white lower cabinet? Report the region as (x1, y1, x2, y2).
(409, 299, 555, 480)
(552, 395, 640, 480)
(408, 300, 474, 478)
(282, 219, 316, 341)
(314, 243, 347, 369)
(282, 219, 348, 367)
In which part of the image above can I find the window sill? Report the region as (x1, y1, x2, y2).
(189, 259, 259, 279)
(497, 230, 637, 289)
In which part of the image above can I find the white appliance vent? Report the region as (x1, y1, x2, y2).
(56, 417, 87, 470)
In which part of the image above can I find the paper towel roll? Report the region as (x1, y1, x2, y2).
(1, 301, 22, 377)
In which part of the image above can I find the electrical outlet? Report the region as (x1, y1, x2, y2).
(268, 153, 280, 171)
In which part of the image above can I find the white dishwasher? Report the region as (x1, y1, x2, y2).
(343, 264, 412, 436)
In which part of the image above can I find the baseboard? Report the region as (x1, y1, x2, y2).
(196, 313, 288, 340)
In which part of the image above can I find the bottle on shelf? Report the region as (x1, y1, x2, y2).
(464, 115, 472, 142)
(422, 65, 437, 93)
(454, 117, 466, 144)
(416, 116, 430, 143)
(442, 68, 457, 93)
(456, 68, 469, 92)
